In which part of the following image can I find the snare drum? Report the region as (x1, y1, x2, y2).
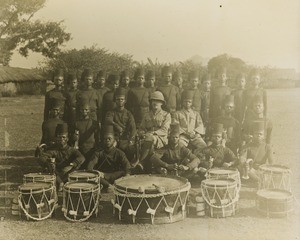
(206, 168, 241, 190)
(256, 189, 293, 217)
(112, 174, 191, 224)
(68, 170, 101, 184)
(62, 182, 100, 222)
(258, 164, 291, 191)
(18, 182, 57, 220)
(23, 173, 56, 186)
(201, 178, 239, 218)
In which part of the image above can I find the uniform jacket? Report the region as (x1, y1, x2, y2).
(157, 84, 180, 112)
(209, 86, 231, 119)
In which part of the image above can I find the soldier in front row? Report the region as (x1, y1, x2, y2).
(87, 125, 131, 191)
(38, 123, 85, 191)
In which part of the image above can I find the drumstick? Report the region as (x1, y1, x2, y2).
(152, 184, 165, 193)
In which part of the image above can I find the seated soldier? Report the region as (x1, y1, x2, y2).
(239, 121, 273, 184)
(135, 91, 171, 172)
(198, 123, 237, 171)
(72, 101, 100, 169)
(242, 95, 272, 145)
(150, 123, 201, 179)
(210, 95, 241, 154)
(173, 89, 206, 152)
(38, 123, 85, 191)
(87, 125, 131, 191)
(40, 99, 65, 149)
(105, 87, 136, 163)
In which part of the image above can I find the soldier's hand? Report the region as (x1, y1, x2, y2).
(198, 167, 207, 173)
(178, 165, 189, 171)
(61, 165, 73, 175)
(166, 164, 177, 171)
(222, 162, 232, 168)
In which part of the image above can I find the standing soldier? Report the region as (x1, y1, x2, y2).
(40, 99, 65, 149)
(120, 70, 131, 97)
(135, 91, 171, 172)
(188, 70, 202, 114)
(76, 69, 100, 122)
(242, 70, 267, 120)
(72, 101, 100, 169)
(173, 89, 206, 152)
(44, 69, 66, 121)
(94, 70, 110, 122)
(145, 69, 157, 93)
(105, 87, 137, 162)
(232, 73, 246, 123)
(210, 95, 241, 154)
(126, 68, 151, 127)
(173, 69, 184, 95)
(200, 73, 211, 130)
(102, 73, 120, 122)
(209, 68, 232, 119)
(157, 66, 180, 114)
(64, 73, 79, 127)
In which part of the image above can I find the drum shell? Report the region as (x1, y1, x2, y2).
(256, 189, 293, 218)
(201, 179, 238, 218)
(258, 165, 291, 191)
(113, 175, 190, 224)
(18, 183, 56, 220)
(63, 182, 100, 220)
(206, 168, 241, 189)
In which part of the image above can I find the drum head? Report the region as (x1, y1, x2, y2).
(202, 178, 236, 187)
(24, 173, 54, 180)
(257, 189, 292, 200)
(114, 175, 189, 194)
(259, 164, 290, 173)
(19, 182, 51, 191)
(64, 182, 97, 191)
(208, 168, 237, 175)
(69, 170, 98, 179)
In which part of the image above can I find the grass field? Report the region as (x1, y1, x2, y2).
(0, 88, 300, 240)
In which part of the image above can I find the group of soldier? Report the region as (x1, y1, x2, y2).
(37, 65, 273, 191)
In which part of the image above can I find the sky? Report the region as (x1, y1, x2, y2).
(10, 0, 300, 71)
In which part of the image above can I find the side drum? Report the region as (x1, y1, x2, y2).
(23, 173, 56, 186)
(206, 168, 241, 190)
(62, 182, 100, 222)
(201, 178, 239, 218)
(68, 170, 101, 184)
(256, 189, 293, 218)
(112, 175, 191, 224)
(18, 182, 57, 220)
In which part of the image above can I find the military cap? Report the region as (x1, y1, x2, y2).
(201, 73, 211, 83)
(78, 99, 91, 109)
(107, 73, 120, 84)
(121, 70, 131, 79)
(134, 68, 145, 80)
(55, 123, 69, 136)
(82, 68, 94, 78)
(173, 70, 182, 79)
(211, 123, 224, 135)
(252, 95, 264, 104)
(96, 70, 106, 79)
(161, 65, 172, 76)
(146, 70, 156, 80)
(181, 90, 194, 101)
(150, 91, 165, 103)
(50, 98, 63, 110)
(114, 87, 127, 98)
(103, 124, 115, 136)
(169, 122, 180, 136)
(188, 70, 199, 80)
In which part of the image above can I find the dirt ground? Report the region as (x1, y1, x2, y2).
(0, 88, 300, 240)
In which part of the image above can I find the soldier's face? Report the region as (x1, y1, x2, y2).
(203, 80, 211, 91)
(136, 75, 145, 85)
(115, 96, 126, 107)
(98, 77, 106, 87)
(151, 100, 163, 111)
(220, 73, 227, 85)
(251, 74, 261, 86)
(169, 134, 179, 145)
(122, 77, 130, 86)
(183, 100, 192, 110)
(238, 78, 246, 89)
(56, 134, 68, 147)
(80, 106, 90, 118)
(191, 78, 199, 88)
(85, 76, 94, 87)
(104, 134, 115, 148)
(211, 133, 222, 145)
(54, 76, 64, 87)
(253, 131, 265, 143)
(71, 79, 78, 89)
(224, 103, 234, 114)
(149, 77, 156, 86)
(51, 108, 60, 118)
(163, 73, 172, 84)
(253, 102, 264, 114)
(113, 80, 120, 89)
(176, 77, 183, 86)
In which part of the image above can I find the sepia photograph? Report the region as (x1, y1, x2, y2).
(0, 0, 299, 239)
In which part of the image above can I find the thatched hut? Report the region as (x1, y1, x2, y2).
(0, 66, 46, 96)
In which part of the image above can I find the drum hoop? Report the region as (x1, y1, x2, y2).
(114, 174, 190, 195)
(23, 173, 56, 182)
(256, 189, 293, 200)
(19, 183, 53, 193)
(259, 164, 291, 174)
(68, 170, 100, 178)
(201, 178, 237, 188)
(64, 182, 99, 192)
(207, 168, 238, 175)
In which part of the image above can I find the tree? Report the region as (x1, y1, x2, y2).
(44, 45, 133, 75)
(0, 0, 71, 65)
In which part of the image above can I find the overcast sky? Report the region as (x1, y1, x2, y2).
(10, 0, 300, 71)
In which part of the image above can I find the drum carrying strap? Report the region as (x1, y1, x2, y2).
(18, 187, 57, 221)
